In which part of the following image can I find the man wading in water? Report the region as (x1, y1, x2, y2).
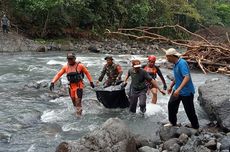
(123, 60, 165, 113)
(50, 52, 95, 116)
(96, 56, 123, 88)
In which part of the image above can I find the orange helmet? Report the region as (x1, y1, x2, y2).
(148, 55, 156, 61)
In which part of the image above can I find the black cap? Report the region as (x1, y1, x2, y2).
(104, 56, 113, 60)
(67, 52, 76, 59)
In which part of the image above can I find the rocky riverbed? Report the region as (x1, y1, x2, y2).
(55, 76, 230, 152)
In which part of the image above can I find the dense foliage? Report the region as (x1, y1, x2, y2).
(1, 0, 230, 38)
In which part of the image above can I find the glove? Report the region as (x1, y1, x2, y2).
(163, 84, 167, 90)
(115, 79, 123, 85)
(90, 82, 95, 88)
(50, 83, 54, 91)
(121, 82, 127, 89)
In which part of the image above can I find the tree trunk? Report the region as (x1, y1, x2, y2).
(41, 11, 50, 38)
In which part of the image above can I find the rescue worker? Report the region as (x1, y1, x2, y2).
(1, 14, 10, 33)
(142, 55, 167, 104)
(49, 52, 95, 116)
(96, 56, 123, 88)
(123, 60, 165, 113)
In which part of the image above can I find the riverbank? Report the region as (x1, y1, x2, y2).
(0, 31, 177, 55)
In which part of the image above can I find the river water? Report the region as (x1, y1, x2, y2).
(0, 52, 217, 152)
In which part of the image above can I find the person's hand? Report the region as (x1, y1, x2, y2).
(163, 84, 167, 90)
(115, 79, 123, 85)
(173, 89, 180, 97)
(167, 87, 172, 94)
(90, 82, 95, 88)
(159, 89, 166, 95)
(96, 80, 99, 86)
(121, 82, 127, 89)
(50, 83, 54, 91)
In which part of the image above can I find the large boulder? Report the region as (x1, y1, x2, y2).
(56, 118, 137, 152)
(198, 76, 230, 131)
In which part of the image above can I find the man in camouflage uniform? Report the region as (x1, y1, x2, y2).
(96, 56, 123, 88)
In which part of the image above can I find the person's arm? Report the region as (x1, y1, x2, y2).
(98, 65, 106, 82)
(121, 69, 131, 88)
(116, 64, 123, 80)
(81, 64, 93, 82)
(173, 76, 189, 97)
(51, 66, 66, 83)
(7, 19, 10, 27)
(50, 66, 66, 91)
(168, 80, 175, 94)
(124, 69, 131, 83)
(156, 66, 167, 90)
(81, 64, 95, 88)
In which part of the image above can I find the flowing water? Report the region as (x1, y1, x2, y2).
(0, 52, 218, 152)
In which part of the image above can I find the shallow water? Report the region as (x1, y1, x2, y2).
(0, 52, 218, 152)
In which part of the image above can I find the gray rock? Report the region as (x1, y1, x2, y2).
(214, 132, 224, 139)
(219, 136, 230, 150)
(180, 136, 202, 152)
(176, 126, 192, 137)
(178, 133, 189, 145)
(88, 45, 99, 53)
(56, 142, 71, 152)
(196, 145, 212, 152)
(204, 139, 216, 150)
(159, 126, 179, 141)
(0, 131, 11, 143)
(36, 46, 46, 52)
(138, 146, 159, 152)
(55, 118, 137, 152)
(227, 132, 230, 136)
(163, 138, 181, 152)
(198, 76, 230, 131)
(134, 134, 158, 148)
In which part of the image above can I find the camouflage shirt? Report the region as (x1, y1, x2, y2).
(98, 63, 122, 86)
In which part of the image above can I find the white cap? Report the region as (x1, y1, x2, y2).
(165, 48, 181, 57)
(133, 64, 141, 68)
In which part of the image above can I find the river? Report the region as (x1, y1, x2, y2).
(0, 52, 216, 152)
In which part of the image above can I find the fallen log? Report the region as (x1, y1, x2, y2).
(105, 25, 230, 75)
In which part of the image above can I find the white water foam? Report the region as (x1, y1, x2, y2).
(136, 103, 165, 117)
(41, 110, 67, 123)
(27, 144, 36, 152)
(47, 60, 66, 66)
(62, 122, 83, 132)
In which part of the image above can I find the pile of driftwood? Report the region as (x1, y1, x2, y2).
(106, 25, 230, 75)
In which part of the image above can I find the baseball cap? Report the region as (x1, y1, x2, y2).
(104, 56, 113, 60)
(165, 48, 181, 57)
(132, 59, 141, 68)
(67, 52, 76, 59)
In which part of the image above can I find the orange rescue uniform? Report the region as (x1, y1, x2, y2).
(51, 62, 93, 98)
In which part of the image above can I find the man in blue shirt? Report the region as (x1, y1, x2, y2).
(164, 48, 199, 129)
